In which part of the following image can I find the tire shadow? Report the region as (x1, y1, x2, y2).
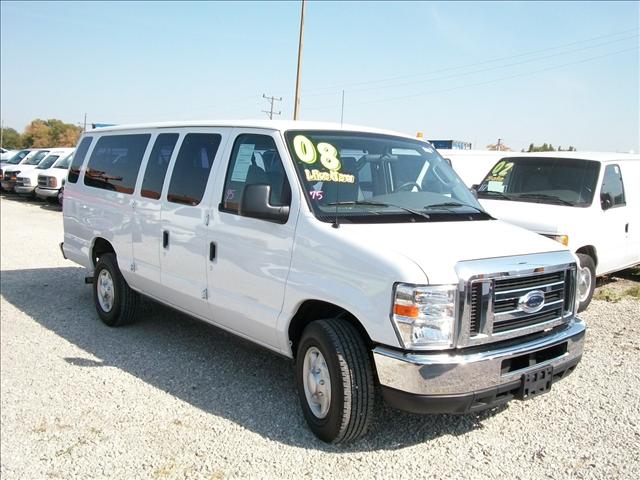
(0, 266, 505, 451)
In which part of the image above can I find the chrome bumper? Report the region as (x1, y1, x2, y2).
(15, 185, 35, 194)
(35, 186, 59, 198)
(374, 318, 585, 396)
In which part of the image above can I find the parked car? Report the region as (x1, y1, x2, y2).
(475, 152, 640, 312)
(438, 149, 519, 188)
(0, 149, 32, 188)
(15, 148, 74, 197)
(62, 121, 584, 443)
(35, 151, 74, 202)
(1, 149, 51, 191)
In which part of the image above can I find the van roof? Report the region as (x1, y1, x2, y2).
(85, 119, 420, 140)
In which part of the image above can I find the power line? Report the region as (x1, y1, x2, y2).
(305, 27, 638, 95)
(262, 94, 282, 120)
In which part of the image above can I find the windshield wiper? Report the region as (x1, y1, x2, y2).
(477, 190, 513, 200)
(326, 200, 431, 220)
(423, 202, 487, 214)
(514, 193, 574, 206)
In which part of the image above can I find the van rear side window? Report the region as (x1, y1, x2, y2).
(141, 133, 179, 200)
(68, 137, 94, 183)
(84, 134, 151, 194)
(167, 133, 221, 206)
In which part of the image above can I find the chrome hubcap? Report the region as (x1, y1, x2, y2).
(97, 270, 114, 312)
(577, 266, 592, 303)
(302, 347, 331, 419)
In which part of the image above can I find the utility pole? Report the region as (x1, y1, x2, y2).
(293, 0, 306, 120)
(497, 138, 503, 151)
(0, 119, 4, 150)
(262, 94, 282, 120)
(83, 113, 87, 132)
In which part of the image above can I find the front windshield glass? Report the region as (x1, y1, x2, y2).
(284, 130, 487, 223)
(5, 150, 30, 165)
(24, 150, 50, 165)
(37, 155, 60, 169)
(55, 153, 73, 169)
(477, 157, 600, 207)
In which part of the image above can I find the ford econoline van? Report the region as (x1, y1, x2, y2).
(35, 150, 75, 202)
(475, 152, 639, 312)
(62, 121, 585, 443)
(1, 149, 51, 191)
(15, 148, 74, 197)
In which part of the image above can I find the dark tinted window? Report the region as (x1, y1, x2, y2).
(5, 150, 30, 165)
(141, 133, 179, 200)
(84, 134, 150, 194)
(68, 137, 94, 183)
(221, 134, 291, 213)
(37, 155, 60, 169)
(167, 133, 221, 206)
(601, 164, 626, 208)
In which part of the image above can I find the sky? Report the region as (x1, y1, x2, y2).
(1, 1, 638, 152)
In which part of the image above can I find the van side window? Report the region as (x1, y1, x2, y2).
(67, 137, 93, 183)
(140, 133, 179, 200)
(600, 164, 625, 209)
(167, 133, 221, 206)
(84, 134, 151, 194)
(220, 134, 291, 214)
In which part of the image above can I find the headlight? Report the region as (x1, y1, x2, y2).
(392, 283, 457, 349)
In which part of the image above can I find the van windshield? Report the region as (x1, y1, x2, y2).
(284, 130, 488, 223)
(4, 150, 30, 165)
(37, 155, 60, 169)
(477, 157, 600, 207)
(24, 151, 50, 165)
(55, 154, 73, 169)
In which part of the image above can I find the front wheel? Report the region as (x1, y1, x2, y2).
(296, 319, 375, 443)
(93, 253, 139, 327)
(576, 253, 596, 312)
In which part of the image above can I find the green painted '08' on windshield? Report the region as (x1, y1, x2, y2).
(293, 135, 342, 172)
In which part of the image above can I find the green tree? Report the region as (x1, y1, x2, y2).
(0, 127, 22, 149)
(20, 118, 82, 147)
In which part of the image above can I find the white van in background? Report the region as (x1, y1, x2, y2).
(35, 150, 75, 202)
(15, 148, 74, 197)
(438, 149, 519, 187)
(476, 152, 640, 312)
(1, 149, 51, 191)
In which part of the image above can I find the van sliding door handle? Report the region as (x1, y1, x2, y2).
(209, 242, 216, 261)
(163, 230, 169, 249)
(625, 223, 629, 233)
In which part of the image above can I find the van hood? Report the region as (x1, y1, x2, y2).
(3, 164, 37, 174)
(339, 218, 568, 284)
(479, 198, 591, 235)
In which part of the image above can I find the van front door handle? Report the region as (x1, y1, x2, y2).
(625, 223, 629, 233)
(209, 242, 216, 261)
(163, 230, 169, 249)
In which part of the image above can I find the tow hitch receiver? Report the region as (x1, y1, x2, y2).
(518, 365, 553, 400)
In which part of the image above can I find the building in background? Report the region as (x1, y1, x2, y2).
(429, 139, 472, 150)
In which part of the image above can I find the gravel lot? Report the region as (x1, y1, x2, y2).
(1, 194, 639, 480)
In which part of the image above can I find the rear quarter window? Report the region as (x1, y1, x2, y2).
(68, 137, 94, 183)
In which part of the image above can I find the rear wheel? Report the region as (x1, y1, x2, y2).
(93, 253, 139, 327)
(576, 253, 596, 312)
(295, 319, 375, 443)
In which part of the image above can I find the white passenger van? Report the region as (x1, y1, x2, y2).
(34, 150, 75, 201)
(1, 149, 51, 191)
(475, 152, 639, 312)
(62, 121, 585, 443)
(15, 148, 74, 197)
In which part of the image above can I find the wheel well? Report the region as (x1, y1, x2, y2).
(576, 245, 598, 267)
(288, 300, 372, 357)
(91, 238, 115, 267)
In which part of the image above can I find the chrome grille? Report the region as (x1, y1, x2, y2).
(38, 176, 48, 187)
(456, 252, 578, 348)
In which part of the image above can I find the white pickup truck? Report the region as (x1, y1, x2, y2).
(62, 121, 585, 443)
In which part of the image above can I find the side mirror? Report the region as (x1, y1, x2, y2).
(240, 184, 290, 224)
(444, 157, 452, 167)
(470, 184, 479, 199)
(601, 192, 613, 210)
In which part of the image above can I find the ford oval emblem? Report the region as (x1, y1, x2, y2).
(518, 290, 546, 313)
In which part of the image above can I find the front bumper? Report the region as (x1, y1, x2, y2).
(1, 180, 16, 191)
(374, 318, 585, 413)
(15, 185, 36, 194)
(35, 186, 60, 198)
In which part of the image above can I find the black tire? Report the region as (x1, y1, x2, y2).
(576, 253, 596, 313)
(93, 253, 139, 327)
(296, 319, 375, 444)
